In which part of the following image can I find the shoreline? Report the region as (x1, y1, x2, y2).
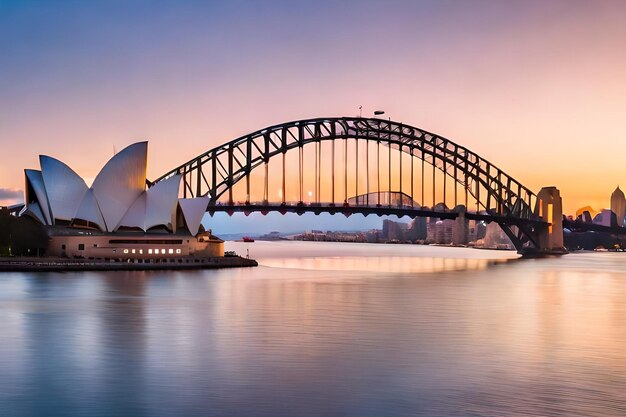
(0, 256, 257, 272)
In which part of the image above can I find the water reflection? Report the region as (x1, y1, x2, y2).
(0, 244, 625, 416)
(261, 255, 512, 273)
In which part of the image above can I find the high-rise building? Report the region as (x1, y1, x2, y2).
(381, 219, 408, 241)
(433, 219, 454, 244)
(382, 219, 392, 239)
(474, 221, 487, 241)
(452, 216, 469, 245)
(406, 217, 427, 241)
(426, 217, 439, 243)
(611, 186, 626, 227)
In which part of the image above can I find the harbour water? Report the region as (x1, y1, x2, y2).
(1, 241, 625, 416)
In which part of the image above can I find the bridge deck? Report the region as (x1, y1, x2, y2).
(205, 203, 548, 228)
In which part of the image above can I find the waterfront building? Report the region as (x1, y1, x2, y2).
(610, 186, 626, 227)
(451, 217, 469, 245)
(365, 229, 380, 243)
(474, 221, 487, 241)
(575, 206, 596, 223)
(19, 142, 223, 259)
(593, 209, 617, 227)
(382, 219, 408, 241)
(467, 220, 485, 243)
(433, 219, 454, 244)
(407, 217, 427, 241)
(450, 205, 469, 245)
(426, 217, 438, 243)
(483, 222, 514, 249)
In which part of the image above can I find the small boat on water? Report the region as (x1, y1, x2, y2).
(235, 236, 255, 243)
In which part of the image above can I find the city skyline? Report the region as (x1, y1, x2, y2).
(3, 1, 626, 215)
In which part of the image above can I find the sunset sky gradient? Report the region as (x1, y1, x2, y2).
(2, 0, 626, 216)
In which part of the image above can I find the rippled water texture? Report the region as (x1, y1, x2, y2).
(1, 242, 626, 416)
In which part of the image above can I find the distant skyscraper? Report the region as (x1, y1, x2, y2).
(381, 219, 408, 241)
(474, 221, 487, 240)
(611, 186, 626, 227)
(434, 220, 454, 244)
(407, 217, 427, 241)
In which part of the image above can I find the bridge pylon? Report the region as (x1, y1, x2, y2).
(452, 205, 469, 246)
(530, 186, 567, 255)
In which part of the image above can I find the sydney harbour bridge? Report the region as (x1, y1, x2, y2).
(152, 117, 571, 255)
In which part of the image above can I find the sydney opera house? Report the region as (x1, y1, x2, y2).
(20, 142, 223, 259)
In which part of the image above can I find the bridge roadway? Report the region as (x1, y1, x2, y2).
(205, 202, 549, 229)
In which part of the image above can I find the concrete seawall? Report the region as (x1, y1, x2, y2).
(0, 256, 258, 272)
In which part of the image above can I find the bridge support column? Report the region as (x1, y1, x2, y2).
(452, 205, 469, 246)
(533, 186, 566, 254)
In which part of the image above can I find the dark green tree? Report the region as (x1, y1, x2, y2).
(0, 212, 49, 256)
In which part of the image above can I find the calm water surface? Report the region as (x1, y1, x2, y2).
(1, 242, 626, 417)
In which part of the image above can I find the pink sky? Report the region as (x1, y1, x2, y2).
(1, 1, 625, 214)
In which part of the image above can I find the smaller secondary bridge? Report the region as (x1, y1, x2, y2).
(154, 117, 564, 254)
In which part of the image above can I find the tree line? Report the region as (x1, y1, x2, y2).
(0, 209, 49, 256)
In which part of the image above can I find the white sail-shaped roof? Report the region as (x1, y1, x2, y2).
(91, 141, 147, 232)
(21, 201, 46, 224)
(74, 189, 106, 230)
(19, 140, 196, 236)
(116, 175, 181, 231)
(178, 197, 209, 236)
(40, 155, 88, 222)
(145, 175, 181, 230)
(117, 193, 147, 230)
(25, 169, 52, 225)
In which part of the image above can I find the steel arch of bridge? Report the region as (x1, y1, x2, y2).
(154, 117, 544, 250)
(156, 117, 536, 215)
